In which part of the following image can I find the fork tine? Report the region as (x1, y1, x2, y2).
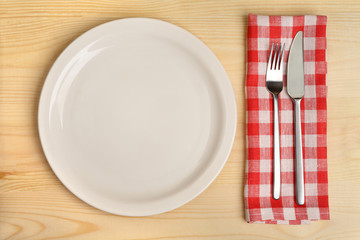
(275, 43, 283, 70)
(275, 43, 282, 70)
(278, 43, 285, 70)
(272, 43, 278, 69)
(267, 43, 274, 70)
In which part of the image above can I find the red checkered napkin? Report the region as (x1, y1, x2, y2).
(244, 14, 330, 224)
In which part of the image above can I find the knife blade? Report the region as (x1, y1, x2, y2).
(287, 31, 305, 206)
(287, 31, 304, 99)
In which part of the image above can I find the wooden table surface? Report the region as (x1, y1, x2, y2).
(1, 0, 360, 239)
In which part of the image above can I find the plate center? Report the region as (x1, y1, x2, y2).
(56, 39, 220, 201)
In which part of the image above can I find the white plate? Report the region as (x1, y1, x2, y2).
(38, 18, 236, 216)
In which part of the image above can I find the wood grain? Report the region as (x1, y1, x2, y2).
(1, 0, 360, 239)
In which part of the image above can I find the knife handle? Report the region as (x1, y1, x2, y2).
(294, 99, 305, 205)
(273, 94, 280, 200)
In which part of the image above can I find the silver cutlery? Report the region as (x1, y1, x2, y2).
(266, 43, 285, 200)
(287, 31, 305, 205)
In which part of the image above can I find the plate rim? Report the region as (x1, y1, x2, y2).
(38, 17, 237, 216)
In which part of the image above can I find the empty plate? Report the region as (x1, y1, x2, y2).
(38, 18, 237, 216)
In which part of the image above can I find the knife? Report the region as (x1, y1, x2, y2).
(287, 31, 305, 205)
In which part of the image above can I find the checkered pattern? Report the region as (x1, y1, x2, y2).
(245, 14, 330, 224)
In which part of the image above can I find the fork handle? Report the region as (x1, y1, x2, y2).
(294, 99, 305, 205)
(273, 94, 281, 200)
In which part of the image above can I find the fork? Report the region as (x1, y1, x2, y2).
(266, 43, 285, 200)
